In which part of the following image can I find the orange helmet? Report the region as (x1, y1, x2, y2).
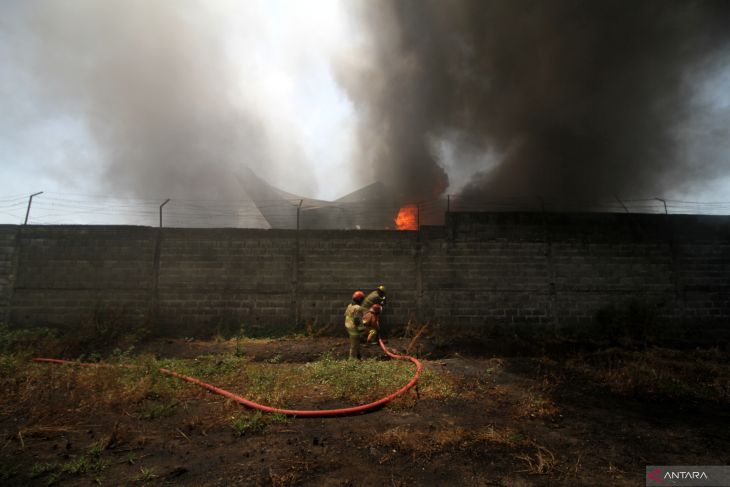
(352, 290, 365, 303)
(370, 304, 382, 314)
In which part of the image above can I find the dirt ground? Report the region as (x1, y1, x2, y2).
(1, 334, 729, 486)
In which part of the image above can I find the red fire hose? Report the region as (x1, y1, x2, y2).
(32, 338, 422, 417)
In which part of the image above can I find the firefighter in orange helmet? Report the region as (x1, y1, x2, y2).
(363, 303, 382, 346)
(344, 290, 366, 360)
(362, 285, 386, 310)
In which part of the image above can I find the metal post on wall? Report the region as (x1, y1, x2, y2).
(655, 197, 668, 215)
(159, 198, 170, 227)
(296, 199, 303, 231)
(23, 191, 43, 225)
(614, 195, 629, 213)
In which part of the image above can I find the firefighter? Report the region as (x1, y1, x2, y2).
(344, 290, 366, 360)
(362, 285, 386, 310)
(363, 303, 382, 346)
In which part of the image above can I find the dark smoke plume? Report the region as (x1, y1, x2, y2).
(1, 1, 318, 225)
(337, 0, 730, 203)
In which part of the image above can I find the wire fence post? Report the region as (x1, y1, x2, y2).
(614, 195, 629, 213)
(296, 199, 303, 231)
(446, 194, 451, 214)
(655, 198, 668, 215)
(23, 191, 43, 225)
(159, 198, 170, 227)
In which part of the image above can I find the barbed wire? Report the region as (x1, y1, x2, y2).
(1, 192, 729, 228)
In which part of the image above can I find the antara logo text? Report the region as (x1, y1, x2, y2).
(647, 467, 709, 483)
(666, 471, 709, 480)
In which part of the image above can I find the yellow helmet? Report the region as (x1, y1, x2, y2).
(377, 285, 386, 294)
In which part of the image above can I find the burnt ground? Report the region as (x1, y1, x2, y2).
(1, 334, 729, 486)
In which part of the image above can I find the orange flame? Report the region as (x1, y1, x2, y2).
(395, 204, 418, 230)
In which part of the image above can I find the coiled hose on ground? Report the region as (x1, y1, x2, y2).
(32, 338, 422, 417)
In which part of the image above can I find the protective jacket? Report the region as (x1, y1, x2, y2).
(362, 290, 384, 310)
(344, 303, 364, 337)
(363, 310, 380, 343)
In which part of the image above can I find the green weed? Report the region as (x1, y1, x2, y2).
(304, 352, 456, 402)
(134, 467, 158, 481)
(158, 354, 245, 378)
(231, 411, 268, 436)
(270, 412, 292, 424)
(0, 323, 59, 353)
(29, 441, 110, 484)
(30, 462, 56, 478)
(235, 325, 248, 357)
(0, 462, 18, 480)
(126, 453, 138, 465)
(230, 410, 291, 437)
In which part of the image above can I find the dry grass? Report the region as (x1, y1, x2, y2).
(0, 349, 458, 433)
(0, 346, 461, 487)
(402, 319, 429, 356)
(16, 425, 73, 438)
(268, 459, 316, 487)
(5, 326, 726, 486)
(562, 347, 730, 404)
(374, 424, 524, 462)
(515, 445, 557, 475)
(513, 391, 560, 420)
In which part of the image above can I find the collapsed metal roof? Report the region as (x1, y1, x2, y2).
(237, 168, 400, 230)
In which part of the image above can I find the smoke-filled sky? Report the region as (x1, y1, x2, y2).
(1, 0, 730, 224)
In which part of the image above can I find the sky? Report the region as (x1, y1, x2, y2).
(1, 0, 729, 226)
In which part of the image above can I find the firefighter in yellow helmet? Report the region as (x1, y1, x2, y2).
(363, 303, 382, 346)
(362, 285, 386, 310)
(344, 290, 366, 360)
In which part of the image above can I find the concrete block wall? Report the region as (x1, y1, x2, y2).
(0, 227, 18, 316)
(295, 230, 418, 333)
(155, 229, 296, 335)
(4, 226, 155, 327)
(1, 212, 728, 339)
(433, 213, 730, 337)
(421, 238, 552, 327)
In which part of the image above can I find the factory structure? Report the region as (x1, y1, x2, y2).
(237, 167, 413, 230)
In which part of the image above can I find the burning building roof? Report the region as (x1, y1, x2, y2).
(237, 167, 401, 230)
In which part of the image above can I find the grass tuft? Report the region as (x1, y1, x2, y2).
(134, 467, 158, 482)
(230, 411, 268, 436)
(28, 441, 110, 485)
